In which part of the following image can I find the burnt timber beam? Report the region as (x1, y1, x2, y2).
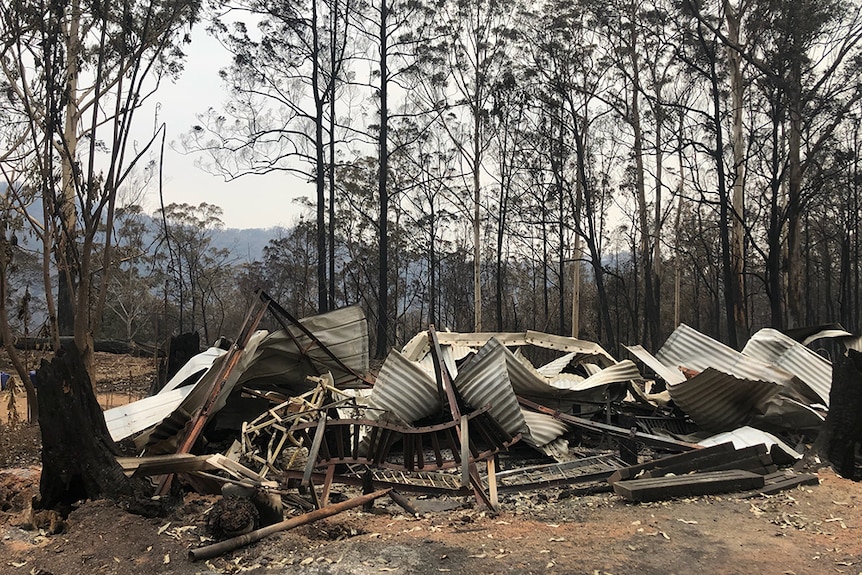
(517, 396, 700, 453)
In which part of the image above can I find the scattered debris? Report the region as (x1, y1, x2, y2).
(93, 293, 862, 561)
(188, 488, 392, 561)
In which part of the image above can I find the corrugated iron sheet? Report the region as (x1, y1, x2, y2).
(520, 409, 570, 447)
(667, 368, 778, 431)
(537, 352, 577, 378)
(625, 344, 686, 385)
(456, 340, 526, 436)
(140, 307, 370, 453)
(369, 349, 439, 424)
(657, 323, 797, 386)
(742, 329, 832, 405)
(401, 329, 617, 367)
(237, 306, 369, 389)
(698, 426, 802, 460)
(656, 323, 741, 372)
(550, 360, 641, 391)
(757, 395, 825, 431)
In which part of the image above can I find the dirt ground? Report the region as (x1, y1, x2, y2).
(1, 353, 862, 575)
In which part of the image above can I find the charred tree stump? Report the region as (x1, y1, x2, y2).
(818, 349, 862, 480)
(36, 347, 151, 514)
(152, 332, 201, 394)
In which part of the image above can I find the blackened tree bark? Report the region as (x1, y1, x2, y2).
(36, 347, 148, 513)
(817, 349, 862, 480)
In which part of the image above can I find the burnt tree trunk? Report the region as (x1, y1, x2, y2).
(817, 349, 862, 480)
(36, 346, 148, 513)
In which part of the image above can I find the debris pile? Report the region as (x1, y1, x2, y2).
(104, 292, 860, 559)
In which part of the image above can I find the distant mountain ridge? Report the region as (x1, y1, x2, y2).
(212, 226, 280, 263)
(6, 199, 280, 263)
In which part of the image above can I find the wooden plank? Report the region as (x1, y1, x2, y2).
(487, 457, 498, 509)
(117, 454, 213, 477)
(461, 415, 470, 488)
(738, 472, 820, 497)
(302, 416, 328, 487)
(608, 442, 736, 483)
(206, 454, 266, 481)
(639, 445, 770, 479)
(613, 469, 765, 502)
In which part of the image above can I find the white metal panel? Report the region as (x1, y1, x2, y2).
(625, 344, 686, 385)
(105, 385, 195, 441)
(698, 426, 801, 460)
(550, 360, 641, 391)
(159, 346, 227, 395)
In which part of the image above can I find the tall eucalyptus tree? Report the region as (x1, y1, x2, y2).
(188, 0, 354, 313)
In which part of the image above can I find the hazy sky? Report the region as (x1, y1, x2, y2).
(144, 27, 312, 230)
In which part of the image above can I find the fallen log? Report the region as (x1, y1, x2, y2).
(188, 488, 392, 561)
(389, 490, 419, 516)
(13, 337, 160, 357)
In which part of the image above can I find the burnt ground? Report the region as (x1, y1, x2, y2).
(2, 353, 862, 575)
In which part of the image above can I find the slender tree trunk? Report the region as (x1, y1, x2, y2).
(786, 62, 804, 329)
(375, 1, 390, 358)
(571, 171, 583, 338)
(328, 0, 338, 311)
(700, 22, 738, 347)
(628, 14, 657, 349)
(652, 99, 664, 346)
(571, 108, 616, 353)
(57, 0, 82, 338)
(725, 0, 749, 343)
(674, 116, 685, 329)
(312, 0, 328, 314)
(0, 243, 38, 420)
(473, 110, 482, 332)
(495, 179, 508, 331)
(766, 92, 785, 328)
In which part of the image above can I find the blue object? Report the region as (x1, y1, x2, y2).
(0, 371, 8, 391)
(29, 371, 37, 388)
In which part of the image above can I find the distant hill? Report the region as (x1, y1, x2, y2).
(212, 226, 281, 263)
(8, 202, 280, 263)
